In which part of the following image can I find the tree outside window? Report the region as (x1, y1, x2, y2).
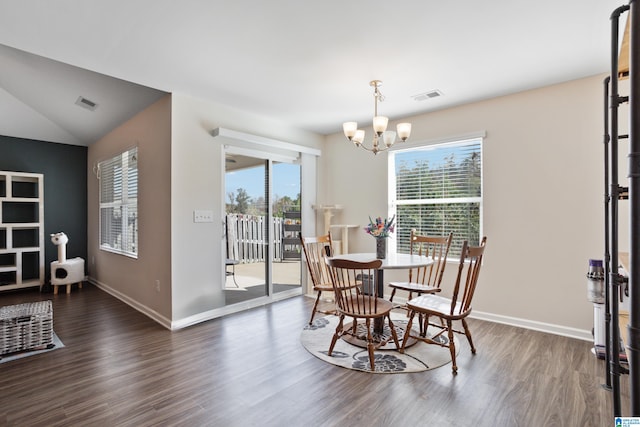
(390, 138, 482, 257)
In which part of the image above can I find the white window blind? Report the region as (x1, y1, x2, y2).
(99, 147, 138, 258)
(390, 138, 482, 257)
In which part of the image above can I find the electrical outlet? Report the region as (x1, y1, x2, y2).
(194, 210, 214, 223)
(155, 279, 160, 292)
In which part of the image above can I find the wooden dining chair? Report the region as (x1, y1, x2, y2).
(299, 232, 335, 325)
(399, 237, 487, 374)
(325, 257, 399, 371)
(389, 231, 453, 304)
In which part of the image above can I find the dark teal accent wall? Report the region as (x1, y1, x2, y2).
(0, 135, 87, 281)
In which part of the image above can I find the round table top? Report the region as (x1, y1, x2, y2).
(331, 252, 433, 270)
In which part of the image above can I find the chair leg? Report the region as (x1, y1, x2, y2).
(462, 318, 476, 354)
(419, 313, 430, 337)
(231, 266, 239, 287)
(387, 315, 400, 348)
(226, 262, 239, 288)
(328, 315, 345, 357)
(399, 311, 416, 353)
(308, 290, 322, 325)
(447, 320, 457, 374)
(365, 318, 375, 371)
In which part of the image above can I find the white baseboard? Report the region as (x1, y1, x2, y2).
(88, 277, 172, 330)
(172, 298, 268, 329)
(469, 311, 592, 341)
(172, 287, 301, 329)
(89, 277, 302, 330)
(391, 295, 593, 342)
(87, 278, 593, 340)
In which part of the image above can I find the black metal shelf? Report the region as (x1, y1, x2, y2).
(603, 3, 639, 416)
(282, 211, 301, 260)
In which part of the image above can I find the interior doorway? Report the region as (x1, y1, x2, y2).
(224, 151, 301, 307)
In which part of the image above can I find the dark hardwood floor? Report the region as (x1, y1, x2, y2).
(0, 285, 630, 426)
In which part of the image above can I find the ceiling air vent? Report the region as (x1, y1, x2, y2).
(75, 96, 98, 111)
(412, 90, 443, 102)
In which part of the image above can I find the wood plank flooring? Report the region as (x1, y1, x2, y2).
(0, 285, 631, 426)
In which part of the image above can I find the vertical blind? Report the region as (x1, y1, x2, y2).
(391, 139, 482, 257)
(99, 147, 138, 258)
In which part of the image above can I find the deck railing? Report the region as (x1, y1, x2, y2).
(226, 214, 285, 263)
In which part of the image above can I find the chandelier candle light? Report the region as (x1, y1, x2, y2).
(364, 215, 395, 259)
(343, 80, 412, 155)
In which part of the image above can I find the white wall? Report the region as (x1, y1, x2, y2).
(89, 74, 624, 338)
(319, 74, 611, 338)
(88, 92, 323, 328)
(170, 93, 323, 322)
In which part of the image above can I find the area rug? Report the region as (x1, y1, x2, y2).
(0, 332, 64, 364)
(301, 313, 458, 373)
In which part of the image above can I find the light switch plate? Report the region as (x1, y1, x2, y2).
(194, 210, 214, 223)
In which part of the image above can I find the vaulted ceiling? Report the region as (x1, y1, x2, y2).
(0, 0, 627, 146)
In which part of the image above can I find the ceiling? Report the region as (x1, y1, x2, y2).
(0, 0, 627, 146)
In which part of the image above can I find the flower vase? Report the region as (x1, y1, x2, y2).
(376, 237, 387, 259)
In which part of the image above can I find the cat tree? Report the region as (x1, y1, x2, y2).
(50, 232, 85, 295)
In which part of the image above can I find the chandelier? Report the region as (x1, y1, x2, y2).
(342, 80, 412, 155)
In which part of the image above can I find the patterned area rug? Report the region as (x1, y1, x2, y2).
(0, 332, 64, 364)
(301, 313, 458, 373)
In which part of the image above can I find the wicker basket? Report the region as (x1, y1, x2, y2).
(0, 300, 53, 355)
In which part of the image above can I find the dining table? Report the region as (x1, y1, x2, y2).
(330, 252, 434, 349)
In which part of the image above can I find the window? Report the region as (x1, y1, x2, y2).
(390, 138, 482, 257)
(98, 147, 138, 258)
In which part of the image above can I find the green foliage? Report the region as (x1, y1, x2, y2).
(273, 193, 301, 217)
(226, 188, 300, 217)
(396, 147, 481, 257)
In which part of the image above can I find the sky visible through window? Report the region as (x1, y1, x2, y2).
(395, 144, 470, 171)
(226, 163, 300, 199)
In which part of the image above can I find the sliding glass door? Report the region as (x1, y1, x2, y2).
(272, 162, 301, 295)
(224, 154, 268, 304)
(224, 151, 301, 307)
